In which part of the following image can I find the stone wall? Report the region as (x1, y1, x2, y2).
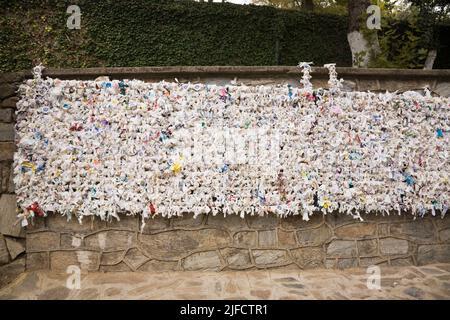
(25, 213, 450, 272)
(0, 73, 25, 287)
(1, 67, 450, 283)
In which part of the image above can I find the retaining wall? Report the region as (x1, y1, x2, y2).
(25, 213, 450, 272)
(1, 66, 450, 282)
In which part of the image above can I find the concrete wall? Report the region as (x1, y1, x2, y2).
(3, 66, 450, 94)
(1, 66, 450, 283)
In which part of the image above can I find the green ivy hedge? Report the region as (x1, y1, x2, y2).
(0, 0, 448, 72)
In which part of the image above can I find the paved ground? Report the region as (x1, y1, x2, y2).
(1, 264, 450, 300)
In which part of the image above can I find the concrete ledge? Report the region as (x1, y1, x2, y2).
(2, 66, 450, 82)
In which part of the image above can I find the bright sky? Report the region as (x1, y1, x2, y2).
(206, 0, 253, 4)
(227, 0, 253, 3)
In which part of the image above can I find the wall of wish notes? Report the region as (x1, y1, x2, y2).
(13, 64, 450, 229)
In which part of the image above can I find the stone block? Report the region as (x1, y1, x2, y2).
(50, 251, 100, 271)
(60, 233, 83, 249)
(390, 220, 435, 243)
(325, 258, 337, 269)
(390, 257, 414, 266)
(26, 252, 49, 271)
(325, 212, 359, 227)
(359, 257, 388, 267)
(0, 194, 21, 237)
(246, 214, 279, 230)
(277, 229, 296, 248)
(84, 230, 136, 251)
(0, 123, 14, 141)
(46, 213, 104, 233)
(258, 229, 277, 247)
(0, 163, 10, 193)
(7, 163, 14, 193)
(171, 213, 204, 228)
(138, 260, 179, 272)
(296, 224, 331, 246)
(182, 251, 222, 271)
(379, 238, 409, 255)
(439, 228, 450, 242)
(434, 216, 450, 230)
(0, 235, 9, 265)
(1, 97, 18, 108)
(139, 228, 230, 260)
(280, 214, 323, 230)
(334, 223, 377, 239)
(25, 216, 46, 231)
(106, 214, 139, 231)
(336, 258, 358, 269)
(0, 73, 22, 83)
(362, 212, 405, 222)
(141, 215, 170, 232)
(418, 244, 450, 265)
(220, 248, 252, 269)
(124, 248, 149, 269)
(206, 213, 248, 231)
(325, 258, 358, 269)
(233, 231, 257, 247)
(0, 108, 13, 122)
(0, 84, 15, 99)
(327, 240, 357, 257)
(26, 231, 60, 252)
(0, 257, 25, 288)
(378, 224, 389, 236)
(0, 142, 14, 160)
(100, 262, 131, 272)
(252, 249, 289, 266)
(357, 239, 378, 256)
(4, 236, 25, 259)
(100, 251, 125, 266)
(290, 247, 324, 268)
(435, 82, 450, 97)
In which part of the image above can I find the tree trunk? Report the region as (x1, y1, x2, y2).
(301, 0, 314, 11)
(347, 0, 380, 67)
(423, 49, 437, 69)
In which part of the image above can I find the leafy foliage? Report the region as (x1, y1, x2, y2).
(0, 0, 448, 72)
(0, 0, 352, 72)
(371, 6, 449, 68)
